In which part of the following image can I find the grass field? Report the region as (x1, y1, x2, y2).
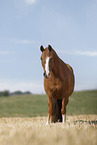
(0, 90, 97, 145)
(0, 90, 97, 117)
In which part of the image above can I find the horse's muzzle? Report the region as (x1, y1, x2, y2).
(43, 71, 50, 79)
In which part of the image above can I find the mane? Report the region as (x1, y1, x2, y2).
(45, 47, 67, 70)
(51, 48, 66, 66)
(51, 48, 59, 59)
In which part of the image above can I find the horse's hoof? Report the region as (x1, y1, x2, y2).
(46, 121, 50, 125)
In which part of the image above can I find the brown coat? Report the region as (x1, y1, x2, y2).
(40, 45, 75, 123)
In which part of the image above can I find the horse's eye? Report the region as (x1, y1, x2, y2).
(40, 57, 42, 61)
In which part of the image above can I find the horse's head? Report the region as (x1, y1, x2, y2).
(40, 45, 53, 79)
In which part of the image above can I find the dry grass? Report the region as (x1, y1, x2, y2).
(0, 115, 97, 145)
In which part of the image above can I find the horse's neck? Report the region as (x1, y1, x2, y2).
(52, 53, 60, 76)
(51, 51, 67, 78)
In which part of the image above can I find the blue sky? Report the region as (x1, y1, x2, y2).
(0, 0, 97, 93)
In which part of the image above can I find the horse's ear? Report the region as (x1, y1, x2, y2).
(40, 45, 44, 52)
(48, 45, 52, 51)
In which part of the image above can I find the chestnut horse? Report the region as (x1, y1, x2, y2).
(40, 45, 75, 124)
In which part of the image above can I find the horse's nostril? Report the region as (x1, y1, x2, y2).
(43, 71, 50, 78)
(48, 72, 50, 76)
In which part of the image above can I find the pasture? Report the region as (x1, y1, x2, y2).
(0, 115, 97, 145)
(0, 90, 97, 117)
(0, 90, 97, 145)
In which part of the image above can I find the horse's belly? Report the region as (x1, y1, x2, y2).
(51, 89, 62, 99)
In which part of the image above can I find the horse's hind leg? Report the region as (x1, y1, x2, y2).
(61, 98, 69, 123)
(56, 99, 62, 122)
(50, 99, 62, 123)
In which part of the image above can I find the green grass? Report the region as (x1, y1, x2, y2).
(67, 90, 97, 115)
(0, 90, 97, 117)
(0, 94, 48, 117)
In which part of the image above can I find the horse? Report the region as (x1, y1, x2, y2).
(40, 45, 75, 124)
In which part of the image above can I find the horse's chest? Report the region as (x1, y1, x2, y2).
(44, 79, 63, 99)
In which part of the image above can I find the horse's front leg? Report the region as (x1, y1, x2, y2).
(46, 114, 50, 125)
(46, 97, 55, 125)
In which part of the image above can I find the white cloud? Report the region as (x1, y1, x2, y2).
(26, 0, 36, 5)
(0, 79, 44, 94)
(76, 51, 97, 57)
(11, 39, 35, 44)
(57, 50, 97, 57)
(0, 51, 15, 55)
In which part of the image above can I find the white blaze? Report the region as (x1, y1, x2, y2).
(45, 57, 50, 76)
